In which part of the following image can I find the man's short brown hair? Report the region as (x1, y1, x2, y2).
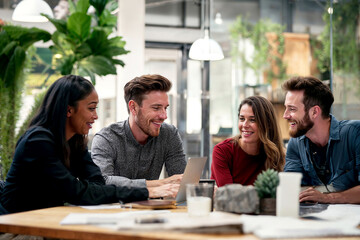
(282, 76, 334, 118)
(124, 74, 172, 113)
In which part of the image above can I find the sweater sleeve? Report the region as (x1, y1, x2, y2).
(29, 132, 148, 205)
(210, 141, 234, 187)
(91, 133, 147, 188)
(164, 127, 186, 176)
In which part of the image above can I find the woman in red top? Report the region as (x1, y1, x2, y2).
(211, 96, 285, 187)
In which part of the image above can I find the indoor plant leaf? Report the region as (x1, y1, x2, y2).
(85, 29, 108, 54)
(57, 55, 76, 75)
(75, 0, 90, 14)
(90, 0, 109, 16)
(68, 0, 77, 14)
(0, 31, 10, 50)
(67, 12, 91, 42)
(42, 14, 67, 34)
(79, 55, 116, 76)
(99, 9, 117, 27)
(74, 42, 92, 58)
(78, 66, 96, 85)
(4, 46, 26, 88)
(111, 59, 125, 67)
(2, 25, 51, 49)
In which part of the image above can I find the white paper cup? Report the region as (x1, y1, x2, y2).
(276, 172, 302, 218)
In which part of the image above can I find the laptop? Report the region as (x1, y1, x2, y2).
(129, 157, 207, 208)
(174, 157, 208, 204)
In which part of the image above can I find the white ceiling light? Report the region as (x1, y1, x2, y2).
(189, 29, 224, 61)
(189, 0, 224, 61)
(12, 0, 54, 22)
(215, 12, 223, 25)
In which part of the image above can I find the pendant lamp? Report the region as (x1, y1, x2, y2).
(12, 0, 54, 22)
(189, 0, 224, 61)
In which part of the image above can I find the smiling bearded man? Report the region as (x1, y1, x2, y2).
(282, 76, 360, 205)
(284, 90, 314, 138)
(91, 74, 186, 198)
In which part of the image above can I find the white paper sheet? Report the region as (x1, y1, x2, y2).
(116, 212, 243, 231)
(303, 204, 360, 221)
(61, 204, 360, 238)
(60, 210, 171, 225)
(79, 204, 123, 210)
(241, 204, 360, 239)
(60, 211, 243, 233)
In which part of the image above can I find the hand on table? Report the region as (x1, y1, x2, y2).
(146, 174, 183, 187)
(299, 186, 328, 203)
(161, 174, 183, 185)
(148, 183, 180, 198)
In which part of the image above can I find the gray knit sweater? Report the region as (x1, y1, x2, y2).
(91, 119, 186, 188)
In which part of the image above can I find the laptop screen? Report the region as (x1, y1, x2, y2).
(174, 157, 207, 203)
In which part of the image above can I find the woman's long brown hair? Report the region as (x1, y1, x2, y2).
(233, 96, 285, 171)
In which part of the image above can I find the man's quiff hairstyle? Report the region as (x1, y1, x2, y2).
(124, 74, 172, 113)
(282, 76, 334, 118)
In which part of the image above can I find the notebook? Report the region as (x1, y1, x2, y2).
(129, 199, 177, 209)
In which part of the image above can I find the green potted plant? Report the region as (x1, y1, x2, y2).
(254, 169, 279, 215)
(42, 0, 129, 85)
(0, 22, 51, 179)
(17, 0, 128, 136)
(229, 16, 287, 85)
(311, 0, 359, 120)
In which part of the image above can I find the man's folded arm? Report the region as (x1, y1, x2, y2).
(105, 175, 147, 188)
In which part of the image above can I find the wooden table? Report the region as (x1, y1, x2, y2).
(0, 206, 358, 240)
(0, 206, 255, 240)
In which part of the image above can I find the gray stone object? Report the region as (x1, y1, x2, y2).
(214, 184, 259, 214)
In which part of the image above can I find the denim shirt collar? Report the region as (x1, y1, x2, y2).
(329, 114, 340, 141)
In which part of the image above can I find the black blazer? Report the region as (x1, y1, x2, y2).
(0, 126, 148, 214)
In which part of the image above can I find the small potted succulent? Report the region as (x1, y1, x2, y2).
(254, 169, 279, 215)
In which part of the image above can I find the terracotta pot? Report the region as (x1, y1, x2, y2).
(259, 198, 276, 215)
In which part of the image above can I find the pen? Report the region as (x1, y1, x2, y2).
(119, 201, 132, 209)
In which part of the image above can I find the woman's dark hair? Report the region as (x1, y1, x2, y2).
(29, 75, 95, 167)
(232, 96, 285, 171)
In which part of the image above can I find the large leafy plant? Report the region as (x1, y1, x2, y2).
(0, 24, 51, 178)
(230, 16, 286, 84)
(312, 0, 359, 119)
(43, 0, 129, 84)
(315, 0, 359, 77)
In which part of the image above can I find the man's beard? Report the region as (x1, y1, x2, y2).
(289, 112, 314, 138)
(136, 109, 161, 137)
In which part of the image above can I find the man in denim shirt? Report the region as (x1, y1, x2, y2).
(283, 76, 360, 204)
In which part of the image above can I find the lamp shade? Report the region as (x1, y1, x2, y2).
(12, 0, 54, 22)
(189, 30, 224, 61)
